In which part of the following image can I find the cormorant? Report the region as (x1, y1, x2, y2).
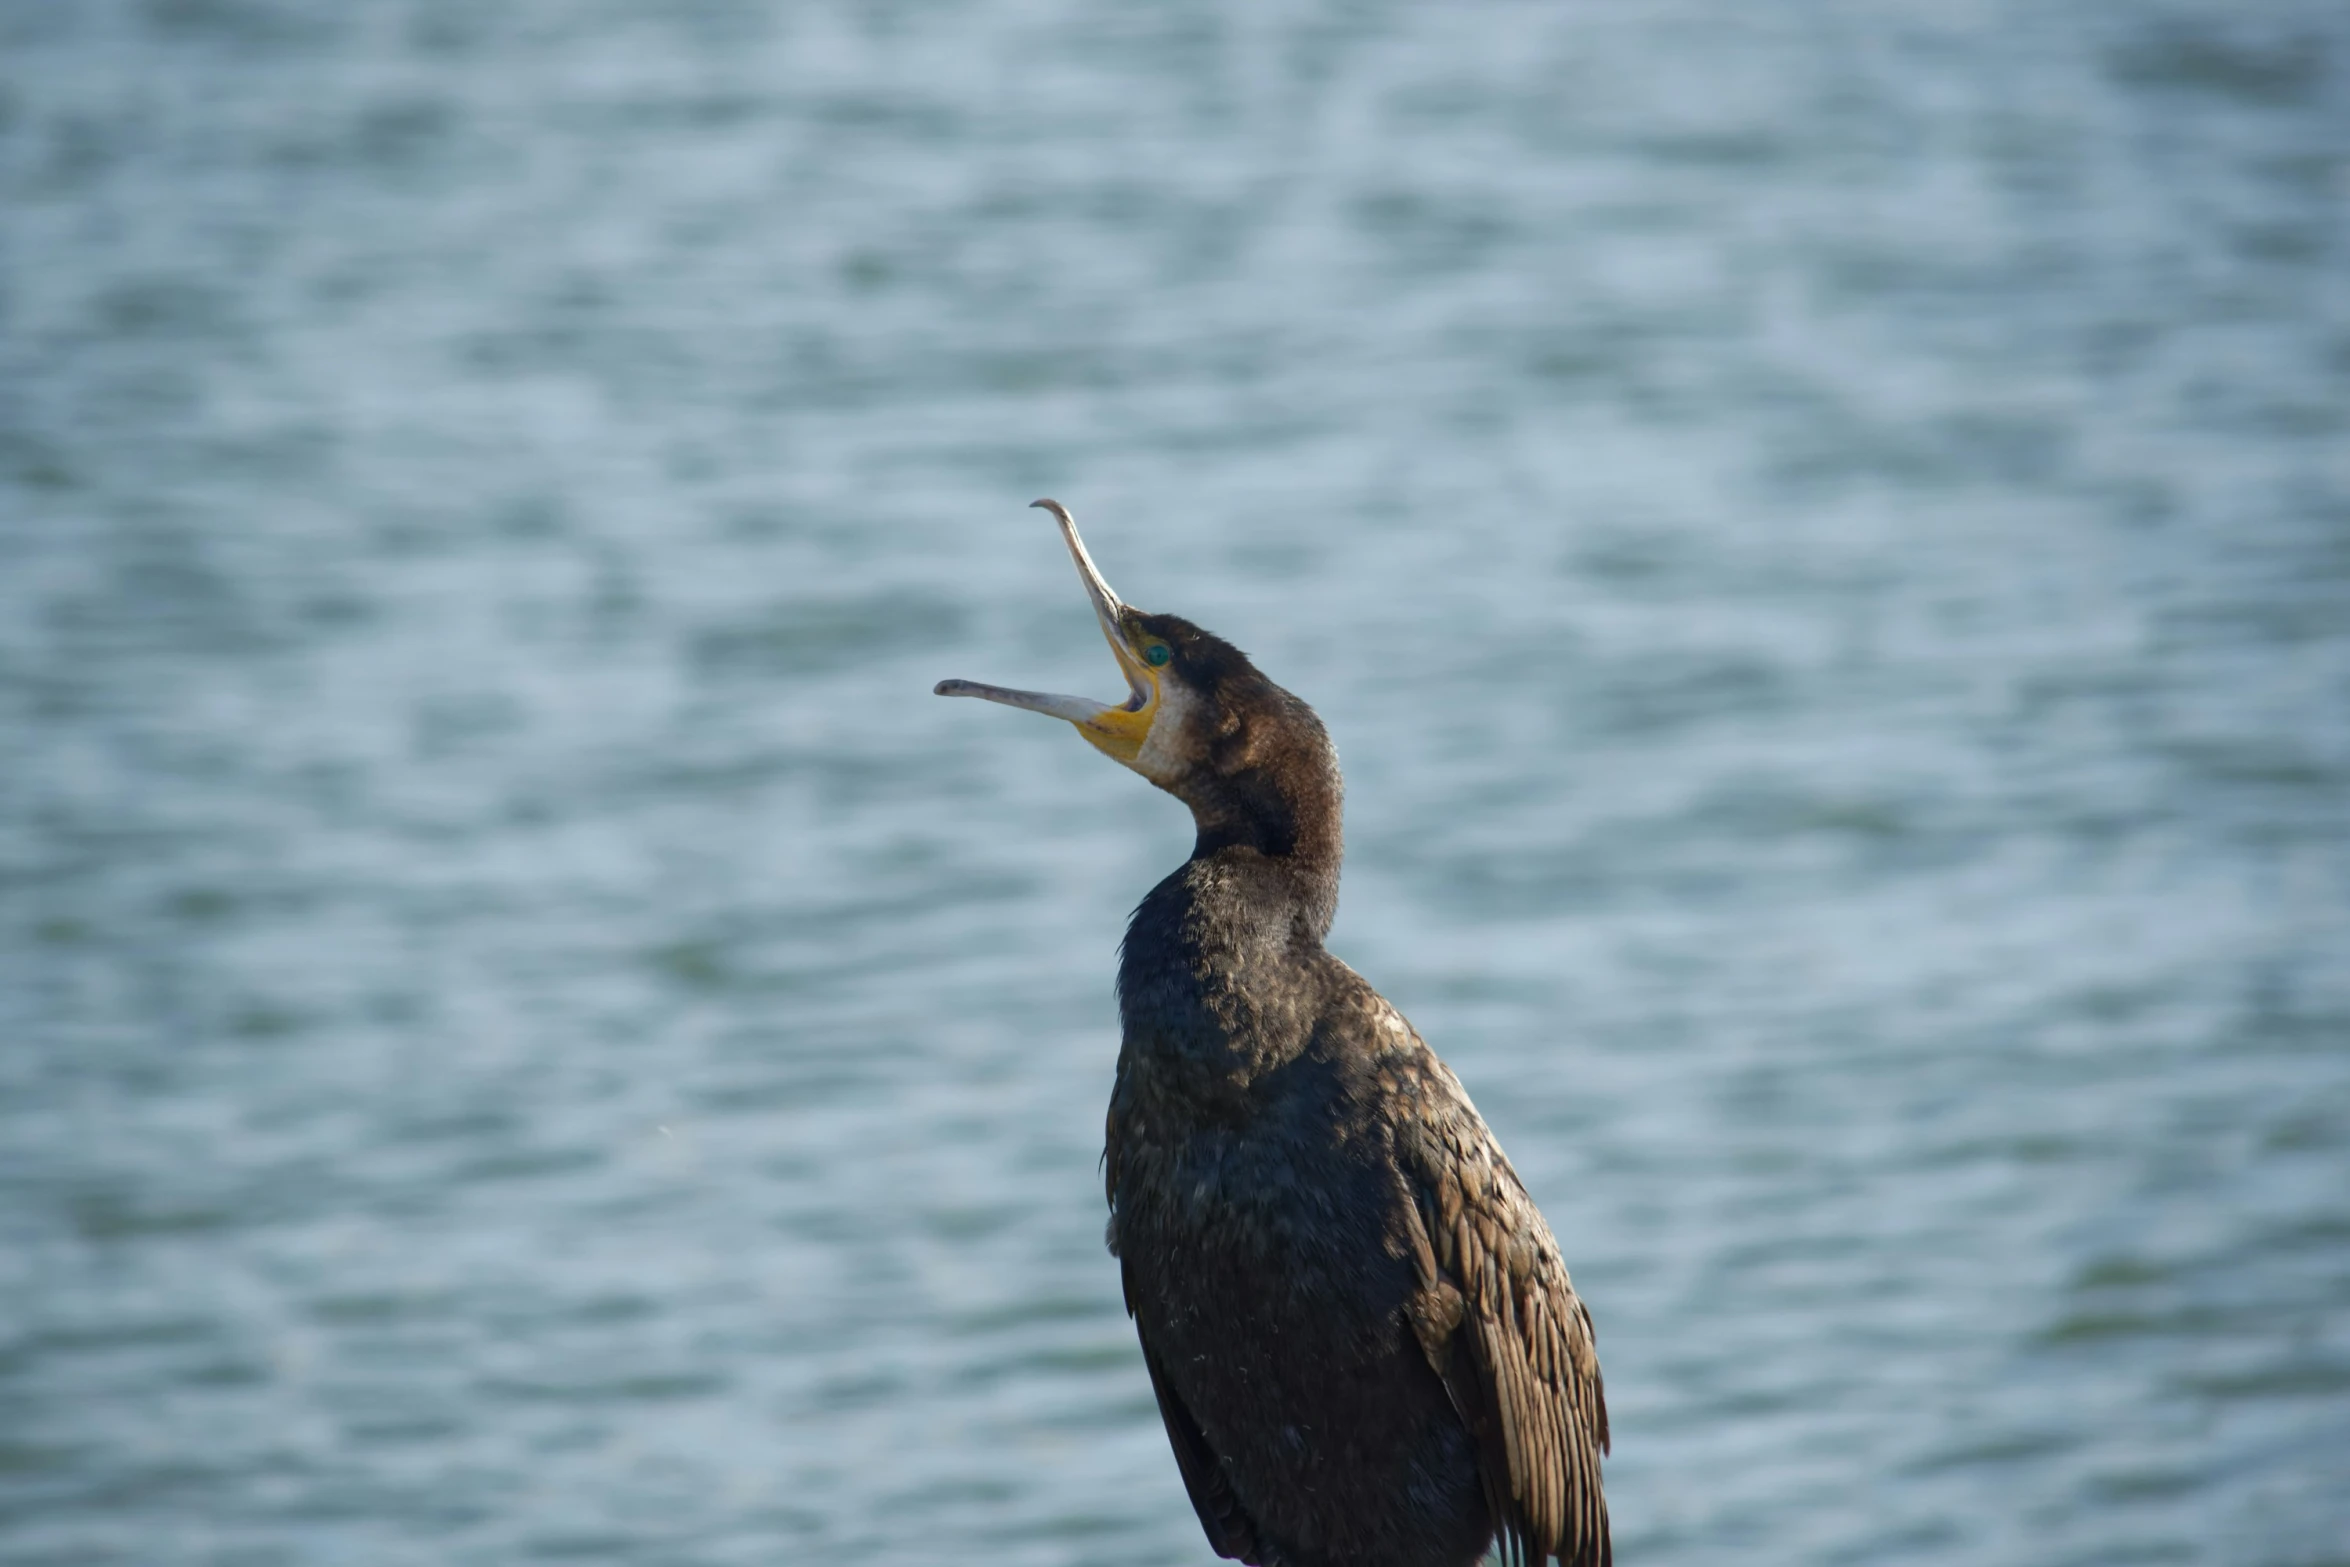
(937, 501, 1609, 1567)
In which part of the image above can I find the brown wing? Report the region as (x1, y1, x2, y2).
(1395, 1073, 1610, 1567)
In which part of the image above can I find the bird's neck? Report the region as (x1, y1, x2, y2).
(1175, 729, 1344, 899)
(1179, 745, 1344, 942)
(1118, 703, 1346, 1086)
(1184, 835, 1341, 945)
(1116, 838, 1341, 1091)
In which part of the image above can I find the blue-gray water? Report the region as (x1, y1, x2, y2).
(4, 3, 2348, 1563)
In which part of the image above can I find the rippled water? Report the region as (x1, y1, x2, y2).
(5, 2, 2348, 1563)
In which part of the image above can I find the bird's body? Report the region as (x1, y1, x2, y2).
(940, 503, 1608, 1567)
(1113, 854, 1515, 1567)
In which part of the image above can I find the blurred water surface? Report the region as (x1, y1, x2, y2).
(4, 1, 2349, 1563)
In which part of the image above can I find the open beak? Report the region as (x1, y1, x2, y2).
(934, 500, 1161, 765)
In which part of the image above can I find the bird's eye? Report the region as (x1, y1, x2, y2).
(1144, 644, 1172, 667)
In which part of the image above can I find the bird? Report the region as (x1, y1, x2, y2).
(937, 500, 1609, 1567)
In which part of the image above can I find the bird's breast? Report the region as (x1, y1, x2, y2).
(1110, 1062, 1405, 1297)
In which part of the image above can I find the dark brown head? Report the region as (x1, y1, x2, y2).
(936, 500, 1342, 867)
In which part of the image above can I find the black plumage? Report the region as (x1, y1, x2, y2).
(939, 504, 1609, 1567)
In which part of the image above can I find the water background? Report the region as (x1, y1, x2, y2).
(5, 2, 2348, 1563)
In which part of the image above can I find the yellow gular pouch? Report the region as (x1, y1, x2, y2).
(1077, 691, 1157, 765)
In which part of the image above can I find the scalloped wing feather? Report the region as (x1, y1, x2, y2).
(1397, 1076, 1611, 1567)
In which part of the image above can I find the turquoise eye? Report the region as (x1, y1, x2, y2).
(1144, 644, 1172, 667)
